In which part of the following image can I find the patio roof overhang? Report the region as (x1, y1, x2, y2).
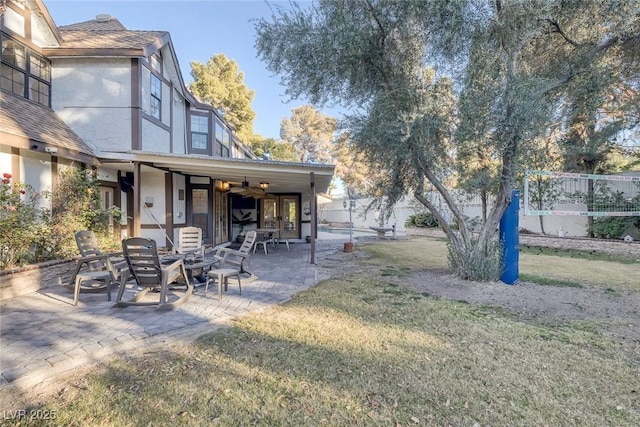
(97, 150, 336, 194)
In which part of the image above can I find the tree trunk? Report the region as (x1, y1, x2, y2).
(538, 215, 546, 235)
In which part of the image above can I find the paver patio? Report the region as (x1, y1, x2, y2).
(0, 237, 348, 395)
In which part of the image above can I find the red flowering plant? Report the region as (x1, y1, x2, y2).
(0, 173, 44, 269)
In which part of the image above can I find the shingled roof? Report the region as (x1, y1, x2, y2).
(59, 16, 128, 31)
(43, 16, 168, 55)
(0, 92, 96, 161)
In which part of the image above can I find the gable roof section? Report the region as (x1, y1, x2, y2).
(42, 16, 169, 57)
(0, 92, 98, 165)
(59, 17, 127, 31)
(31, 0, 64, 44)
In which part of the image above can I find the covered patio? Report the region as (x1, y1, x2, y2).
(98, 150, 334, 263)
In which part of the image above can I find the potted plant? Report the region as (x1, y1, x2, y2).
(232, 210, 256, 243)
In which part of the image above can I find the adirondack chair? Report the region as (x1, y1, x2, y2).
(173, 226, 205, 258)
(116, 237, 193, 309)
(68, 230, 127, 306)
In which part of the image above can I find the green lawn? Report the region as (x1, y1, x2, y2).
(15, 237, 640, 426)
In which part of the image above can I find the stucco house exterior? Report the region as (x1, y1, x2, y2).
(1, 0, 334, 251)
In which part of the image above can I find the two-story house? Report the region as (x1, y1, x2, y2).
(1, 0, 334, 252)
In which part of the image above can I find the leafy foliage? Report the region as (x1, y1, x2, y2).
(280, 105, 337, 163)
(587, 187, 640, 239)
(0, 173, 44, 268)
(0, 166, 120, 269)
(446, 238, 504, 282)
(255, 0, 640, 280)
(405, 212, 439, 228)
(189, 53, 256, 141)
(232, 210, 256, 234)
(245, 135, 298, 161)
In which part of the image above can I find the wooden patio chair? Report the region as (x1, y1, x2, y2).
(67, 230, 127, 306)
(116, 237, 193, 309)
(212, 230, 258, 282)
(173, 226, 205, 258)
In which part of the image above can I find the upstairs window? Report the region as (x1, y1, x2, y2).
(150, 74, 161, 120)
(221, 128, 230, 157)
(150, 54, 161, 73)
(215, 120, 230, 157)
(148, 53, 162, 120)
(190, 115, 209, 152)
(1, 34, 51, 106)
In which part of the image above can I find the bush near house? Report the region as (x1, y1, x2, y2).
(0, 167, 120, 270)
(0, 173, 43, 269)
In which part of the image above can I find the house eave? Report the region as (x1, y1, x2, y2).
(42, 48, 146, 57)
(98, 150, 335, 194)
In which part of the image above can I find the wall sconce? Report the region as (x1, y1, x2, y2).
(221, 181, 230, 191)
(259, 182, 269, 190)
(303, 205, 311, 216)
(144, 197, 154, 208)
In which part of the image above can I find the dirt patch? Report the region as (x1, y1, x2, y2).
(317, 241, 640, 344)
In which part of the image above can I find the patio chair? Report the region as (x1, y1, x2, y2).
(67, 230, 127, 306)
(173, 226, 205, 258)
(212, 230, 258, 281)
(116, 237, 193, 309)
(253, 230, 273, 255)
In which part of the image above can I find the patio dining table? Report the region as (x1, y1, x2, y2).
(254, 228, 292, 253)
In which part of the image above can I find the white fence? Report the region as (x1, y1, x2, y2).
(319, 191, 631, 238)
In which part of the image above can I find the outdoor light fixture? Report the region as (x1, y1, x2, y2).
(259, 182, 269, 190)
(221, 181, 230, 191)
(343, 198, 356, 243)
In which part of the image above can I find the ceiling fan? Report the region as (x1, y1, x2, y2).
(228, 178, 269, 199)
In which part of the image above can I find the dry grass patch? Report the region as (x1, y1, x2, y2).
(519, 255, 640, 291)
(22, 271, 640, 426)
(371, 236, 640, 292)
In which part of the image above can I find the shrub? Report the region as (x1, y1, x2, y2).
(0, 173, 45, 269)
(590, 216, 640, 239)
(447, 238, 504, 281)
(588, 188, 640, 239)
(405, 212, 439, 228)
(50, 167, 119, 258)
(0, 167, 121, 269)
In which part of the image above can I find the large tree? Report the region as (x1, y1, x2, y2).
(280, 104, 337, 163)
(189, 53, 256, 141)
(556, 60, 640, 235)
(331, 131, 379, 195)
(245, 134, 298, 162)
(255, 0, 640, 280)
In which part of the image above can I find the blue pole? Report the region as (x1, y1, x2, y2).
(500, 190, 520, 285)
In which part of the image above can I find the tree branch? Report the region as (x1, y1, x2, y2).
(545, 18, 580, 47)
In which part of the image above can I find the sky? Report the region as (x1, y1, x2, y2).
(45, 0, 336, 140)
